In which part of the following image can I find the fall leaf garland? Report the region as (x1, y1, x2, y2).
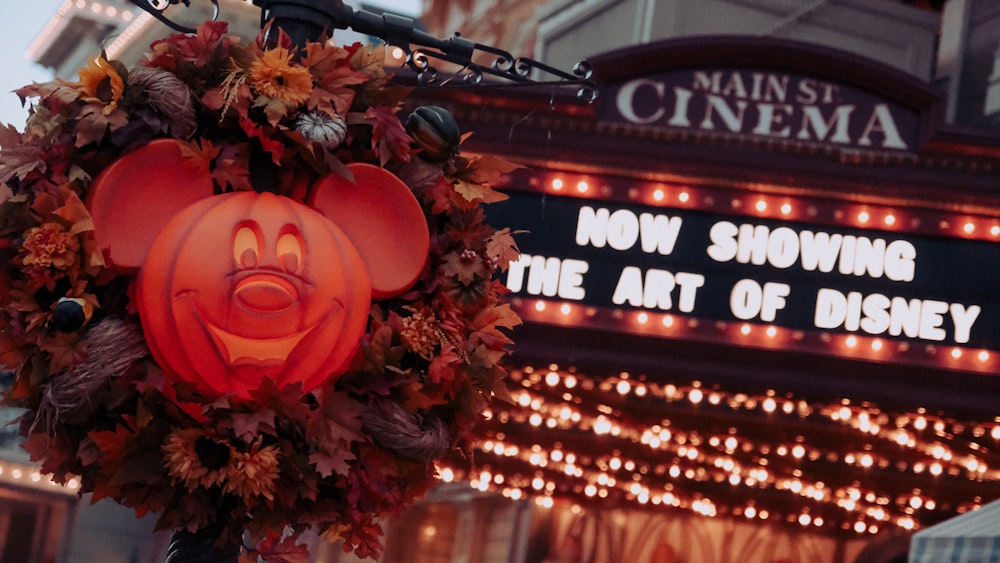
(0, 21, 519, 562)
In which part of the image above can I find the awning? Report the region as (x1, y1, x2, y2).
(910, 499, 1000, 563)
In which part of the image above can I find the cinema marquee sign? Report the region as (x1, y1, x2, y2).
(490, 192, 1000, 349)
(602, 67, 920, 151)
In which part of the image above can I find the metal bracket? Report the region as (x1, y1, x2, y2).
(128, 0, 220, 33)
(126, 0, 598, 101)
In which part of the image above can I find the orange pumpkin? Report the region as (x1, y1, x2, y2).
(88, 140, 429, 398)
(138, 192, 371, 397)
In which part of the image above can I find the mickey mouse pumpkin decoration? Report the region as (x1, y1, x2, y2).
(88, 139, 429, 398)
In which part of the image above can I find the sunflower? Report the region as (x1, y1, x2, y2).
(248, 47, 313, 105)
(223, 437, 280, 504)
(162, 429, 232, 491)
(77, 57, 125, 115)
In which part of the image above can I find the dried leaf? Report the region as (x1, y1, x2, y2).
(306, 390, 365, 477)
(52, 188, 95, 235)
(486, 228, 523, 270)
(254, 536, 311, 563)
(364, 105, 411, 166)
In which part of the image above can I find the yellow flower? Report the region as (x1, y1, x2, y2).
(400, 306, 441, 360)
(162, 429, 232, 491)
(223, 437, 280, 504)
(77, 57, 125, 115)
(248, 47, 313, 105)
(19, 223, 80, 271)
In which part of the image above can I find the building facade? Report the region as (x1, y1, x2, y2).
(4, 1, 1000, 562)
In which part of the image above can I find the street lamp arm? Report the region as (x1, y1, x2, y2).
(126, 0, 597, 101)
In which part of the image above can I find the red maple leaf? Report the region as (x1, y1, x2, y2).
(364, 105, 411, 166)
(253, 536, 311, 563)
(305, 390, 365, 477)
(88, 416, 135, 467)
(227, 408, 277, 441)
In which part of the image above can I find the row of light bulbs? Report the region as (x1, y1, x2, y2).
(528, 173, 1000, 242)
(517, 297, 1000, 376)
(0, 459, 80, 495)
(437, 364, 998, 536)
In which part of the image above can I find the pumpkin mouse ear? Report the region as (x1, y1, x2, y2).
(88, 139, 215, 271)
(308, 163, 429, 299)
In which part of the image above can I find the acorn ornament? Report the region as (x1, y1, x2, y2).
(51, 297, 93, 333)
(406, 105, 461, 162)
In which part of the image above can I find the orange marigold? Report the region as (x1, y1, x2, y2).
(248, 47, 313, 105)
(19, 223, 80, 271)
(77, 57, 125, 115)
(223, 437, 280, 505)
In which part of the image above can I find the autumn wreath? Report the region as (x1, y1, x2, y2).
(0, 20, 520, 561)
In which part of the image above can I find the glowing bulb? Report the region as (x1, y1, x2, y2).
(679, 192, 690, 202)
(885, 214, 896, 226)
(951, 348, 962, 359)
(577, 181, 589, 193)
(978, 351, 990, 362)
(755, 200, 767, 212)
(593, 416, 613, 435)
(780, 203, 792, 215)
(560, 303, 572, 315)
(689, 388, 704, 404)
(545, 371, 560, 386)
(552, 178, 564, 190)
(858, 211, 869, 223)
(616, 380, 631, 395)
(845, 336, 857, 348)
(653, 190, 665, 201)
(535, 301, 546, 312)
(964, 222, 975, 233)
(662, 315, 674, 328)
(992, 225, 1000, 236)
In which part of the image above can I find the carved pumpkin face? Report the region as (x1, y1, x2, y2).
(88, 139, 429, 398)
(138, 192, 371, 397)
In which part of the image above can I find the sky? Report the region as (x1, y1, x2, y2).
(0, 0, 422, 130)
(0, 0, 63, 129)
